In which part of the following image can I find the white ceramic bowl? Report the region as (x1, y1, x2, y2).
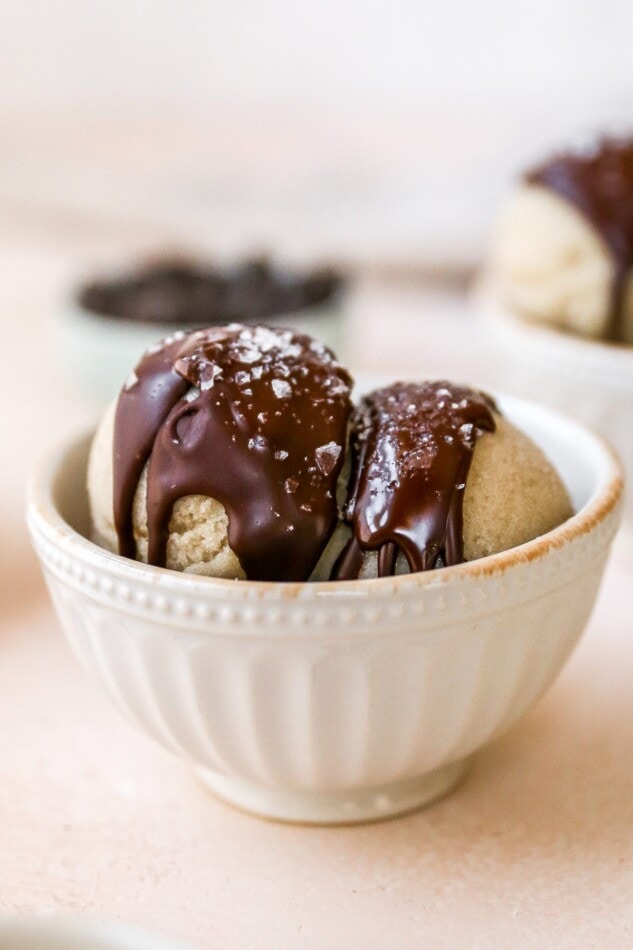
(26, 396, 622, 824)
(58, 285, 347, 407)
(479, 289, 633, 524)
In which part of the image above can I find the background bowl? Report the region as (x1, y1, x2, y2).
(57, 280, 347, 407)
(479, 290, 633, 525)
(26, 396, 622, 824)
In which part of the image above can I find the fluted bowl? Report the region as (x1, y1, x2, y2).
(26, 396, 623, 824)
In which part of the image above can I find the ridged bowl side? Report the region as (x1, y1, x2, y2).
(38, 548, 607, 794)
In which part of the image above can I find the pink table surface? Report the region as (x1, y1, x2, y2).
(2, 239, 633, 949)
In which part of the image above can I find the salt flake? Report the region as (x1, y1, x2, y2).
(199, 364, 223, 391)
(272, 379, 292, 399)
(315, 442, 342, 476)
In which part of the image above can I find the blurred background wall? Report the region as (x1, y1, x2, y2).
(2, 0, 633, 117)
(2, 0, 633, 273)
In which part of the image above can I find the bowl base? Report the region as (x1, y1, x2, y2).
(195, 758, 471, 825)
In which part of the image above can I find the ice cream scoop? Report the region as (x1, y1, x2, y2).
(89, 324, 353, 582)
(312, 381, 573, 580)
(490, 136, 633, 344)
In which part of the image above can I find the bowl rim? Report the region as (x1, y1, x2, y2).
(26, 393, 624, 602)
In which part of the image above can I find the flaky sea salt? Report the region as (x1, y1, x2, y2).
(327, 378, 349, 396)
(248, 435, 267, 451)
(315, 442, 342, 475)
(199, 364, 223, 391)
(252, 326, 285, 353)
(272, 379, 292, 399)
(235, 347, 262, 364)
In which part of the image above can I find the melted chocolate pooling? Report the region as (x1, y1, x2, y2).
(113, 325, 353, 582)
(525, 137, 633, 341)
(334, 382, 496, 580)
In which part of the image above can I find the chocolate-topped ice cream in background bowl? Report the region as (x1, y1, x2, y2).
(27, 323, 622, 824)
(59, 255, 347, 405)
(480, 134, 633, 525)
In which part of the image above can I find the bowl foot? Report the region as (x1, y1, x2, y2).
(195, 758, 471, 825)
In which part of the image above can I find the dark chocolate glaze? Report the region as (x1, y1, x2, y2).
(525, 137, 633, 340)
(334, 382, 496, 579)
(113, 325, 353, 582)
(80, 257, 343, 327)
(113, 334, 189, 560)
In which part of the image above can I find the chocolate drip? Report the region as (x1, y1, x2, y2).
(525, 137, 633, 341)
(113, 334, 190, 559)
(113, 325, 353, 582)
(334, 382, 496, 580)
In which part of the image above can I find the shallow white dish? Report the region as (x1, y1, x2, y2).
(58, 289, 346, 407)
(26, 396, 622, 824)
(479, 289, 633, 524)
